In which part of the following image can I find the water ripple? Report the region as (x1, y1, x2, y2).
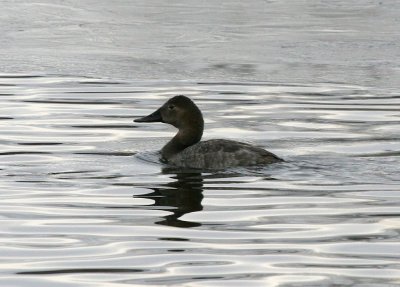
(0, 75, 399, 286)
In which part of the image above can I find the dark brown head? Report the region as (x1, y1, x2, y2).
(134, 95, 204, 132)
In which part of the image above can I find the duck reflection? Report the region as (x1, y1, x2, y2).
(137, 168, 204, 228)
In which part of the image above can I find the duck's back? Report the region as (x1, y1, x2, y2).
(167, 139, 282, 169)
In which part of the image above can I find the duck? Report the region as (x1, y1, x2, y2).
(134, 95, 283, 169)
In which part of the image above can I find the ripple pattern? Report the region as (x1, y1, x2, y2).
(0, 75, 399, 286)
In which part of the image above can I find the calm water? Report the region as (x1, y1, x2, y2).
(1, 75, 399, 287)
(1, 0, 400, 286)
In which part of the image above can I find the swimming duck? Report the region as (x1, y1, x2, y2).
(134, 95, 282, 169)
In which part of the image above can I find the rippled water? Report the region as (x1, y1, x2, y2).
(1, 75, 399, 286)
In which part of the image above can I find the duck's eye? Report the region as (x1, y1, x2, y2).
(168, 105, 175, 110)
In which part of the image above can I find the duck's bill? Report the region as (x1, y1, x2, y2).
(134, 108, 163, 123)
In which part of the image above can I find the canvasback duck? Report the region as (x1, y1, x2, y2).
(134, 95, 283, 169)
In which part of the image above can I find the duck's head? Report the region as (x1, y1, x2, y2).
(134, 95, 204, 131)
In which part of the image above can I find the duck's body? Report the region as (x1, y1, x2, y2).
(166, 139, 281, 169)
(134, 95, 282, 169)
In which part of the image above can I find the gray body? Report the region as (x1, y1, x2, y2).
(167, 139, 282, 169)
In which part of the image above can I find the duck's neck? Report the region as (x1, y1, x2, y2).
(161, 123, 203, 160)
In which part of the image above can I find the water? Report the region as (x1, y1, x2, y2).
(1, 76, 399, 287)
(2, 0, 400, 88)
(1, 1, 400, 286)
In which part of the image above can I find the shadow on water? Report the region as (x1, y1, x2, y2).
(136, 168, 204, 228)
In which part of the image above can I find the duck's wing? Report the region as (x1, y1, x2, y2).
(170, 139, 282, 169)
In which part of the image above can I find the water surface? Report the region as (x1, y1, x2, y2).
(1, 0, 400, 286)
(1, 75, 399, 286)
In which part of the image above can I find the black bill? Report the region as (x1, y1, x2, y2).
(134, 108, 163, 123)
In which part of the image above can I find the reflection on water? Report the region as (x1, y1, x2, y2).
(138, 170, 204, 228)
(0, 74, 399, 286)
